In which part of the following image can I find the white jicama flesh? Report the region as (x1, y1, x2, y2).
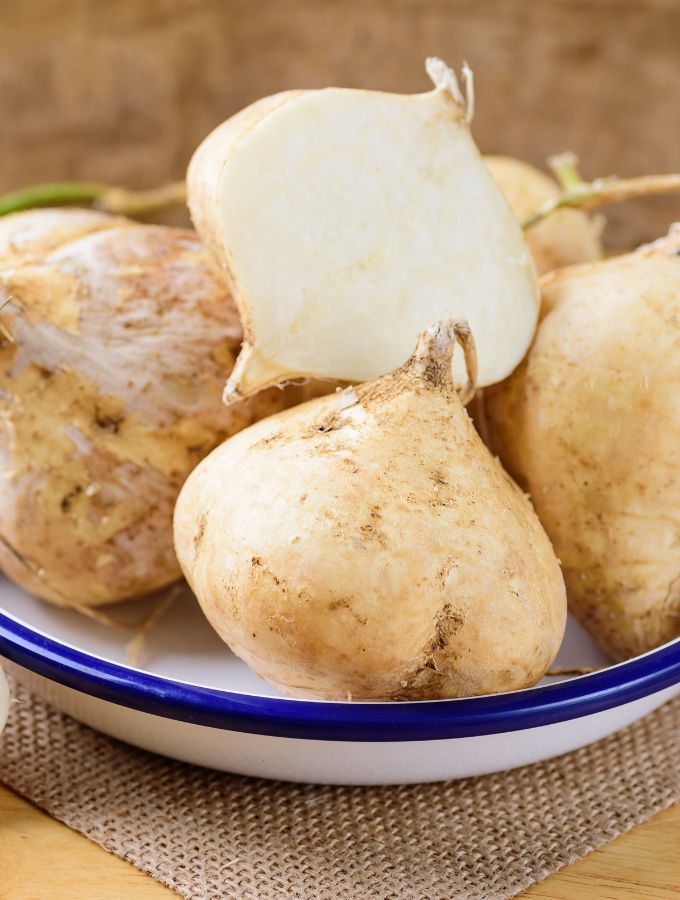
(175, 319, 566, 701)
(188, 59, 539, 399)
(0, 667, 8, 734)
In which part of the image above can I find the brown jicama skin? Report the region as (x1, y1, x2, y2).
(0, 207, 132, 264)
(0, 209, 292, 608)
(484, 230, 680, 660)
(486, 156, 603, 275)
(175, 319, 566, 701)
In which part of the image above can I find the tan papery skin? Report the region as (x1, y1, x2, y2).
(0, 208, 293, 608)
(485, 243, 680, 661)
(486, 155, 603, 275)
(175, 319, 566, 701)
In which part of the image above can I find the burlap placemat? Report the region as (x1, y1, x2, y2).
(1, 678, 679, 900)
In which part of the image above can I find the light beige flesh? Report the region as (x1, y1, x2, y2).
(188, 60, 539, 400)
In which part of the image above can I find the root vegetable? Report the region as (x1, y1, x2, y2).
(484, 228, 680, 660)
(485, 155, 603, 274)
(0, 207, 130, 266)
(0, 209, 292, 609)
(174, 318, 566, 701)
(188, 59, 539, 400)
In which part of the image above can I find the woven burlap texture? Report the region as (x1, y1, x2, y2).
(1, 679, 679, 900)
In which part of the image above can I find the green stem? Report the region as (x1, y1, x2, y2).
(0, 180, 187, 218)
(547, 152, 584, 191)
(0, 182, 108, 216)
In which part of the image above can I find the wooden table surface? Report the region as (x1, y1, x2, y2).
(1, 784, 679, 899)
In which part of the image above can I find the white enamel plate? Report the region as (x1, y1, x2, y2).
(1, 576, 679, 785)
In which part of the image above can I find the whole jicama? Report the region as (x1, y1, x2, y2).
(0, 208, 292, 609)
(486, 155, 603, 274)
(175, 319, 566, 701)
(484, 227, 680, 660)
(188, 59, 539, 400)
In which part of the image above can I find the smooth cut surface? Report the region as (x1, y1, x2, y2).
(189, 81, 538, 395)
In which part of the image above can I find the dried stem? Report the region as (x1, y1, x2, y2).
(546, 665, 605, 677)
(452, 320, 478, 405)
(97, 182, 187, 216)
(425, 57, 473, 122)
(125, 584, 182, 667)
(0, 296, 15, 344)
(523, 154, 680, 230)
(410, 318, 478, 405)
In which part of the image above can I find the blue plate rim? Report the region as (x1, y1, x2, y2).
(1, 608, 679, 742)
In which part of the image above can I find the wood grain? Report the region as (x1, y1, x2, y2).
(1, 782, 679, 898)
(0, 783, 175, 898)
(523, 801, 680, 899)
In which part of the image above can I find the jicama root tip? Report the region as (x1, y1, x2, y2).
(425, 57, 474, 122)
(408, 318, 478, 404)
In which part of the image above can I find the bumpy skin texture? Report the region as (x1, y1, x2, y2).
(486, 156, 603, 275)
(485, 252, 680, 660)
(0, 209, 291, 608)
(175, 323, 566, 701)
(0, 207, 131, 264)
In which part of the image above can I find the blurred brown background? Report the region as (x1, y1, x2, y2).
(0, 0, 678, 249)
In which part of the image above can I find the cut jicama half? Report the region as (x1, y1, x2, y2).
(188, 59, 539, 400)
